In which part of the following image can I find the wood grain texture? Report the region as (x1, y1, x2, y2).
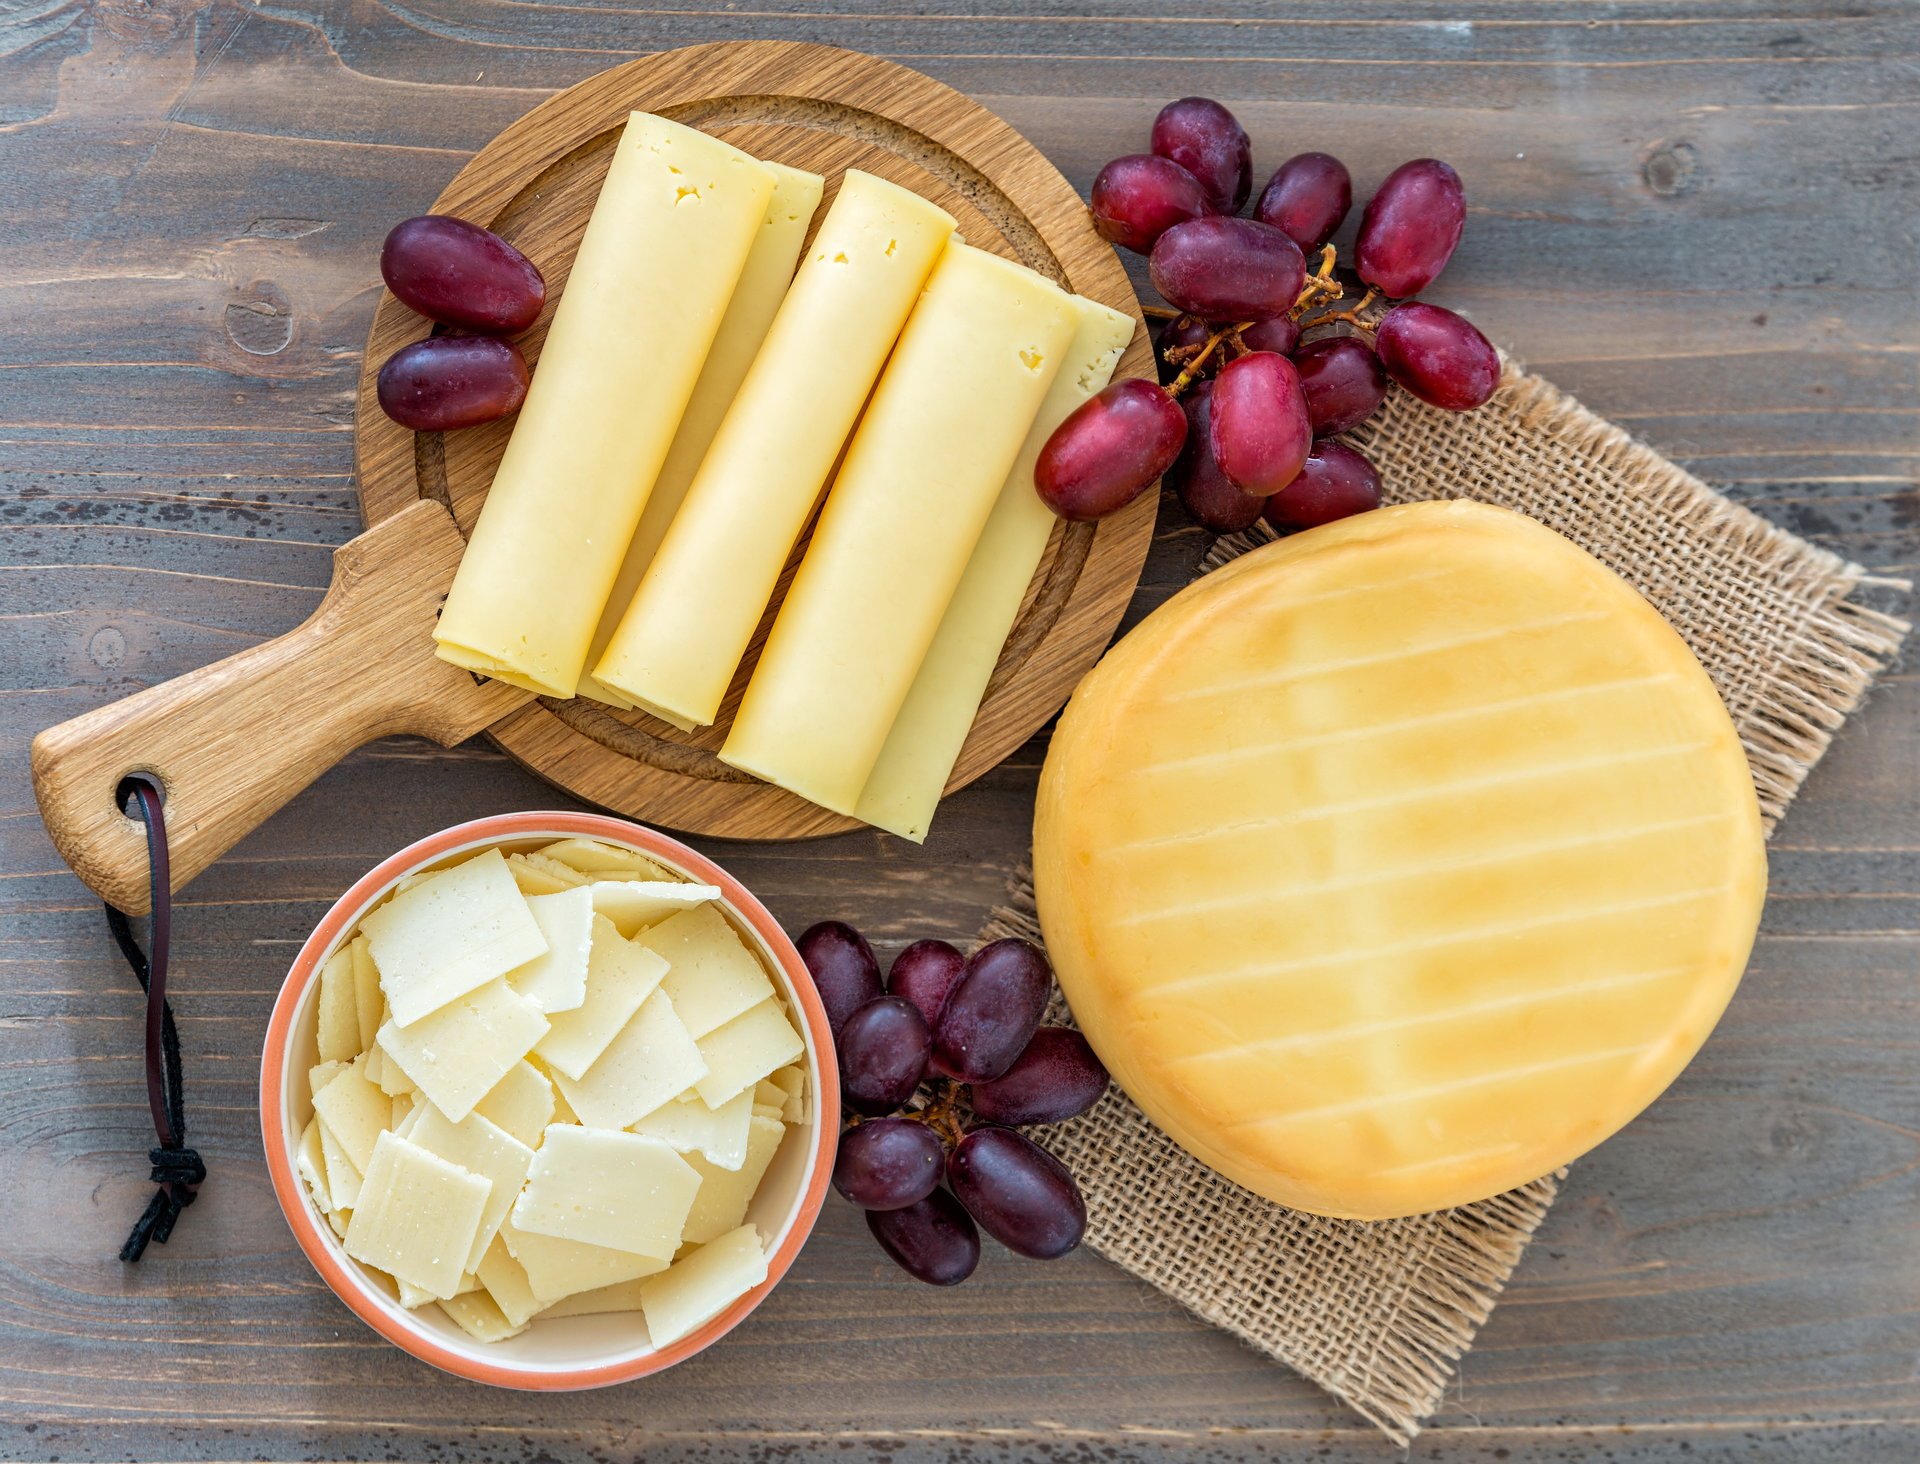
(356, 41, 1157, 839)
(0, 2, 1914, 1461)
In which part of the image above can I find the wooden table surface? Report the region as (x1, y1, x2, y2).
(3, 2, 1915, 1460)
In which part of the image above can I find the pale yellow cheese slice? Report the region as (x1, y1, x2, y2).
(312, 1054, 390, 1175)
(317, 1118, 363, 1211)
(438, 1289, 527, 1343)
(472, 1059, 555, 1150)
(506, 886, 596, 1013)
(719, 243, 1079, 814)
(308, 1059, 345, 1098)
(512, 1126, 700, 1260)
(534, 914, 670, 1080)
(536, 838, 677, 881)
(376, 979, 550, 1123)
(629, 1087, 756, 1171)
(680, 1116, 784, 1245)
(639, 1224, 768, 1349)
(550, 989, 706, 1128)
(579, 161, 826, 706)
(362, 849, 548, 1028)
(405, 1104, 537, 1274)
(589, 880, 719, 940)
(854, 295, 1137, 840)
(537, 1275, 653, 1319)
(644, 904, 774, 1039)
(474, 1233, 544, 1329)
(344, 1131, 491, 1302)
(499, 1214, 668, 1304)
(1033, 501, 1768, 1220)
(769, 1065, 806, 1124)
(433, 113, 777, 698)
(691, 997, 803, 1108)
(398, 1271, 480, 1310)
(315, 947, 360, 1063)
(296, 1118, 332, 1214)
(506, 855, 575, 897)
(593, 170, 958, 727)
(349, 935, 383, 1051)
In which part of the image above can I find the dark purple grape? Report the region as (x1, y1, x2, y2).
(1168, 381, 1263, 534)
(947, 1127, 1086, 1261)
(837, 997, 930, 1116)
(1157, 315, 1223, 381)
(1264, 439, 1382, 529)
(1237, 315, 1301, 358)
(1208, 350, 1312, 496)
(887, 939, 965, 1028)
(796, 920, 882, 1036)
(833, 1117, 945, 1210)
(375, 336, 528, 432)
(932, 938, 1052, 1084)
(866, 1189, 980, 1286)
(1150, 217, 1306, 323)
(380, 215, 546, 334)
(1150, 97, 1252, 213)
(1255, 152, 1353, 252)
(1355, 159, 1466, 298)
(1089, 154, 1214, 255)
(1293, 336, 1390, 437)
(1034, 378, 1187, 523)
(967, 1028, 1110, 1127)
(1374, 302, 1500, 411)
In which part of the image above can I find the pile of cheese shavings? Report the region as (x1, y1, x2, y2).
(296, 837, 808, 1347)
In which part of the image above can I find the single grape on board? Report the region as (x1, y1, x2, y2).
(1374, 301, 1500, 411)
(1034, 378, 1188, 523)
(376, 336, 528, 432)
(1150, 96, 1253, 213)
(1089, 154, 1214, 255)
(1208, 350, 1313, 497)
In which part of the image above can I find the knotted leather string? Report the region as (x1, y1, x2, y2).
(105, 775, 204, 1261)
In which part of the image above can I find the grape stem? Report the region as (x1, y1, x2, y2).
(1305, 286, 1380, 332)
(1163, 322, 1250, 399)
(1140, 303, 1180, 321)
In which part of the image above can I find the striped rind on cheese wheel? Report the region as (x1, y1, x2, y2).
(1034, 501, 1766, 1220)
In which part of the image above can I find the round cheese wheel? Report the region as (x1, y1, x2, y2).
(1034, 501, 1765, 1219)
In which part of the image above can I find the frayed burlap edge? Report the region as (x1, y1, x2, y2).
(976, 365, 1908, 1444)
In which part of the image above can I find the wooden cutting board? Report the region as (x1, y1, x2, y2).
(31, 41, 1153, 914)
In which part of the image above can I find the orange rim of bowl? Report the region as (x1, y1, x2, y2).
(259, 810, 840, 1389)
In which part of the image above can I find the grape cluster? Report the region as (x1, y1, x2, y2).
(798, 922, 1108, 1286)
(1037, 98, 1499, 529)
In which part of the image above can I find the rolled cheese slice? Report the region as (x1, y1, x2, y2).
(578, 162, 825, 708)
(592, 171, 957, 727)
(853, 295, 1137, 841)
(719, 243, 1080, 815)
(1034, 502, 1767, 1220)
(433, 114, 775, 698)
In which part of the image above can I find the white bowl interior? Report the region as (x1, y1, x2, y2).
(277, 828, 824, 1378)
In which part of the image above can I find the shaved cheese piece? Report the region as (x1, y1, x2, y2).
(439, 1290, 527, 1343)
(630, 1087, 755, 1171)
(537, 1275, 652, 1319)
(551, 990, 707, 1129)
(318, 1119, 363, 1210)
(327, 1207, 351, 1241)
(308, 1059, 345, 1098)
(474, 1233, 543, 1328)
(398, 1271, 479, 1309)
(367, 1043, 415, 1098)
(406, 1104, 537, 1273)
(691, 999, 802, 1108)
(535, 915, 670, 1080)
(507, 887, 596, 1013)
(639, 1224, 768, 1348)
(513, 1127, 700, 1260)
(376, 980, 549, 1123)
(312, 1054, 390, 1174)
(753, 1078, 786, 1108)
(770, 1065, 806, 1123)
(539, 838, 680, 883)
(350, 936, 383, 1050)
(499, 1215, 668, 1304)
(473, 1060, 555, 1150)
(680, 1115, 784, 1244)
(391, 1093, 414, 1129)
(590, 880, 720, 940)
(645, 905, 774, 1038)
(297, 1118, 332, 1214)
(362, 849, 548, 1028)
(511, 850, 589, 891)
(315, 947, 360, 1063)
(344, 1131, 490, 1301)
(546, 1070, 582, 1127)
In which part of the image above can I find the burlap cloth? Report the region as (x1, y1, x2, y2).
(976, 362, 1910, 1444)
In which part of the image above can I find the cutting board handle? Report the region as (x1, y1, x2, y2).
(31, 500, 526, 914)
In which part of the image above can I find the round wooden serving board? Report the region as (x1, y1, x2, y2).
(355, 41, 1154, 840)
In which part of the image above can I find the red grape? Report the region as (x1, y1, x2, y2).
(1264, 439, 1382, 529)
(1157, 315, 1222, 380)
(834, 1117, 945, 1210)
(866, 1189, 980, 1286)
(1150, 97, 1252, 213)
(381, 215, 545, 334)
(838, 997, 931, 1116)
(375, 336, 527, 432)
(1355, 159, 1466, 298)
(968, 1028, 1110, 1127)
(1374, 301, 1500, 411)
(1168, 381, 1263, 534)
(1034, 378, 1187, 522)
(887, 939, 966, 1029)
(1089, 154, 1213, 255)
(1238, 315, 1301, 357)
(1255, 152, 1353, 252)
(1150, 217, 1306, 323)
(797, 921, 881, 1036)
(1208, 350, 1312, 496)
(948, 1127, 1086, 1260)
(932, 938, 1052, 1084)
(1293, 336, 1390, 437)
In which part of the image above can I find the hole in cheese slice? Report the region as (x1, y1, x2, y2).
(1033, 501, 1767, 1220)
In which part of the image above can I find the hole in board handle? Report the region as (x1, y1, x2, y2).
(116, 770, 168, 821)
